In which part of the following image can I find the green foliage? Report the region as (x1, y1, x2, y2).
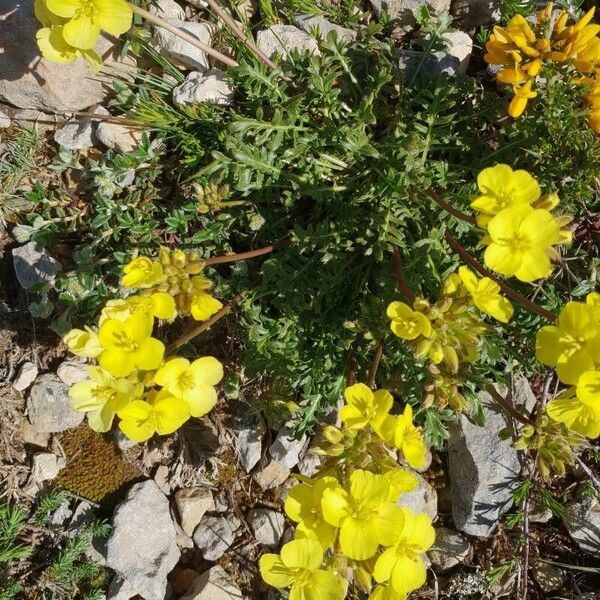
(0, 505, 32, 563)
(35, 491, 67, 526)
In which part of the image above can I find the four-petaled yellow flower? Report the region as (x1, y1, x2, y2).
(387, 302, 431, 340)
(259, 538, 348, 600)
(63, 327, 103, 358)
(101, 293, 177, 323)
(321, 470, 402, 560)
(98, 314, 165, 377)
(36, 26, 102, 69)
(45, 0, 132, 50)
(484, 206, 560, 282)
(536, 301, 600, 384)
(154, 356, 224, 417)
(458, 266, 513, 323)
(340, 383, 393, 430)
(122, 257, 166, 289)
(284, 477, 339, 548)
(373, 507, 435, 597)
(117, 389, 190, 442)
(190, 276, 224, 321)
(546, 370, 600, 439)
(376, 405, 427, 469)
(69, 366, 141, 432)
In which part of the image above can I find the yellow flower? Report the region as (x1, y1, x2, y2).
(63, 327, 102, 358)
(190, 276, 223, 321)
(369, 583, 408, 600)
(508, 78, 538, 117)
(471, 164, 541, 221)
(383, 469, 419, 501)
(546, 370, 600, 438)
(101, 293, 177, 323)
(154, 356, 223, 417)
(122, 257, 166, 289)
(284, 477, 338, 548)
(321, 470, 402, 560)
(387, 302, 431, 340)
(36, 25, 102, 69)
(117, 389, 190, 442)
(376, 405, 427, 469)
(45, 0, 132, 50)
(98, 314, 165, 377)
(536, 302, 600, 384)
(483, 206, 560, 282)
(458, 266, 513, 323)
(69, 366, 141, 432)
(373, 508, 435, 597)
(339, 383, 393, 430)
(259, 538, 348, 600)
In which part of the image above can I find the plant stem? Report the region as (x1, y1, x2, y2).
(367, 343, 383, 389)
(391, 247, 416, 304)
(128, 2, 239, 68)
(167, 292, 245, 352)
(202, 244, 277, 266)
(445, 232, 557, 322)
(573, 454, 600, 494)
(486, 384, 534, 426)
(426, 189, 477, 226)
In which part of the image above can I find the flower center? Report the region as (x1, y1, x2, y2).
(504, 231, 530, 251)
(112, 331, 139, 353)
(76, 0, 100, 20)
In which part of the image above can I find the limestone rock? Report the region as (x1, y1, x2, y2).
(106, 480, 180, 600)
(295, 14, 356, 44)
(563, 496, 600, 556)
(427, 527, 470, 572)
(247, 508, 285, 548)
(448, 386, 521, 537)
(56, 361, 89, 387)
(12, 242, 60, 290)
(149, 0, 186, 20)
(107, 576, 138, 600)
(172, 70, 234, 108)
(396, 472, 438, 521)
(233, 411, 265, 473)
(27, 374, 84, 433)
(180, 565, 243, 600)
(0, 109, 10, 129)
(13, 361, 38, 392)
(370, 0, 451, 28)
(54, 117, 95, 151)
(268, 425, 308, 469)
(30, 452, 65, 483)
(95, 107, 143, 153)
(451, 0, 500, 29)
(153, 20, 215, 71)
(257, 25, 320, 60)
(174, 487, 216, 536)
(0, 1, 120, 111)
(253, 460, 290, 490)
(193, 515, 239, 561)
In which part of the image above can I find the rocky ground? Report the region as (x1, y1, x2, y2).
(1, 0, 600, 599)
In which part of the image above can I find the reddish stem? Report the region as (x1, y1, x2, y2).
(391, 247, 416, 304)
(426, 189, 477, 226)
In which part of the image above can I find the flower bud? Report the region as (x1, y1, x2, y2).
(323, 425, 343, 443)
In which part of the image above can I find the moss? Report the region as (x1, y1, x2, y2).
(56, 426, 140, 505)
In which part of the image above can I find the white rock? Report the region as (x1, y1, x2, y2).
(370, 0, 451, 28)
(27, 374, 84, 433)
(54, 117, 95, 151)
(257, 25, 320, 60)
(153, 20, 215, 71)
(253, 460, 290, 490)
(396, 472, 438, 521)
(297, 448, 323, 477)
(295, 14, 356, 44)
(95, 107, 143, 153)
(247, 509, 285, 547)
(30, 452, 65, 483)
(180, 565, 243, 600)
(193, 515, 239, 561)
(50, 499, 73, 526)
(439, 31, 473, 76)
(448, 385, 521, 537)
(13, 361, 39, 392)
(563, 496, 600, 556)
(56, 361, 89, 386)
(0, 109, 10, 129)
(234, 411, 265, 473)
(153, 464, 171, 494)
(12, 242, 61, 290)
(268, 426, 308, 469)
(106, 480, 180, 600)
(149, 0, 186, 20)
(451, 0, 499, 29)
(107, 576, 138, 600)
(174, 487, 216, 536)
(0, 2, 123, 111)
(172, 70, 234, 108)
(427, 527, 470, 572)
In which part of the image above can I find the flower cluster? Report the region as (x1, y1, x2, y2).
(536, 292, 600, 439)
(387, 266, 511, 410)
(34, 0, 132, 68)
(260, 383, 435, 600)
(62, 250, 225, 441)
(485, 3, 600, 131)
(472, 164, 571, 282)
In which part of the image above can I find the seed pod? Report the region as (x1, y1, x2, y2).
(323, 425, 343, 443)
